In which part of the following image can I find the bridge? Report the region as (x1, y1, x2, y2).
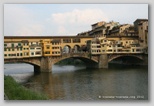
(4, 52, 147, 73)
(4, 36, 148, 73)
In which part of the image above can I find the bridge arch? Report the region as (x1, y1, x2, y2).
(4, 58, 41, 73)
(53, 56, 98, 69)
(108, 54, 144, 64)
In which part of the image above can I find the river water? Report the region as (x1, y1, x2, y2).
(4, 63, 148, 100)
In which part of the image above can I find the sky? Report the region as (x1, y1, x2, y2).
(4, 4, 148, 36)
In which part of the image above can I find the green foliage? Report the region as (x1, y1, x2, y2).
(4, 76, 48, 100)
(55, 58, 85, 65)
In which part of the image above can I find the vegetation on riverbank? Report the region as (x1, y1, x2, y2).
(4, 76, 48, 100)
(55, 58, 85, 65)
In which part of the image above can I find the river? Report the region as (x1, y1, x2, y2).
(4, 63, 148, 100)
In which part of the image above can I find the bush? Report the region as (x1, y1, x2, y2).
(4, 76, 48, 100)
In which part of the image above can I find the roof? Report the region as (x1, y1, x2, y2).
(4, 36, 94, 39)
(91, 21, 106, 26)
(134, 19, 148, 23)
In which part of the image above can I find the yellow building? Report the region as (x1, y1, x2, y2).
(40, 39, 52, 56)
(22, 40, 30, 58)
(51, 39, 61, 57)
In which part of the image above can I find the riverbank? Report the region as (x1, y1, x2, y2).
(4, 76, 48, 100)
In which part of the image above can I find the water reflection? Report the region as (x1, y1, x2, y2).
(4, 63, 148, 100)
(26, 66, 148, 100)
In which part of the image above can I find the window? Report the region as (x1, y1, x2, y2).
(36, 52, 41, 55)
(20, 53, 22, 56)
(4, 54, 7, 57)
(73, 38, 80, 43)
(11, 44, 14, 47)
(24, 43, 28, 46)
(97, 50, 100, 52)
(4, 48, 7, 51)
(46, 46, 50, 49)
(108, 50, 112, 52)
(4, 44, 7, 46)
(18, 43, 21, 46)
(31, 52, 34, 55)
(63, 39, 71, 43)
(36, 48, 41, 50)
(30, 48, 35, 50)
(136, 49, 141, 52)
(13, 54, 16, 56)
(24, 52, 29, 56)
(45, 51, 50, 54)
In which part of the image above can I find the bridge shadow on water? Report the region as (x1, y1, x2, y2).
(108, 63, 148, 71)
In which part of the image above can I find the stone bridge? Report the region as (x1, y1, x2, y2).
(4, 53, 147, 73)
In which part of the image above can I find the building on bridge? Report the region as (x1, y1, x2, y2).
(4, 36, 93, 59)
(89, 36, 145, 55)
(4, 41, 23, 58)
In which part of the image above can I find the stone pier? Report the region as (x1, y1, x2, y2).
(40, 57, 52, 72)
(98, 54, 108, 68)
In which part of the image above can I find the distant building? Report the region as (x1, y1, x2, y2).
(77, 20, 119, 37)
(108, 24, 134, 36)
(138, 20, 148, 53)
(134, 19, 148, 54)
(89, 21, 120, 37)
(77, 31, 90, 37)
(134, 19, 148, 32)
(91, 21, 106, 30)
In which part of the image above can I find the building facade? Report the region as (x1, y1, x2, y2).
(90, 36, 144, 55)
(4, 36, 93, 59)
